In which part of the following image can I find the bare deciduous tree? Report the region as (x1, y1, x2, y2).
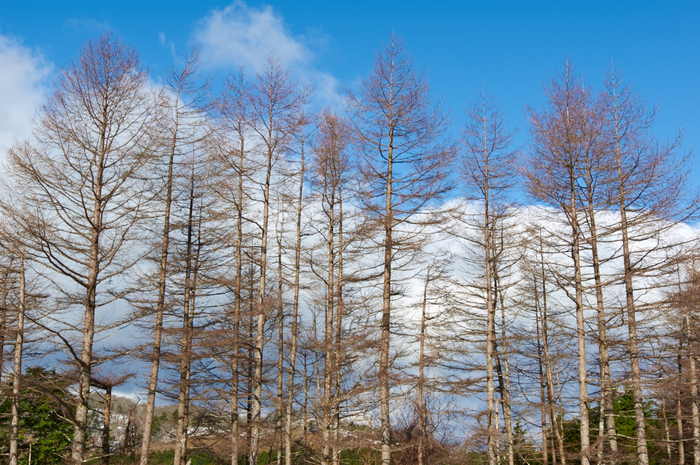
(139, 49, 209, 465)
(248, 57, 300, 465)
(459, 90, 516, 465)
(604, 66, 697, 465)
(344, 35, 454, 465)
(4, 33, 155, 464)
(525, 61, 595, 465)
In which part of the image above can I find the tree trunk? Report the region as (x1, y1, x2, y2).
(609, 75, 650, 465)
(276, 218, 285, 465)
(571, 188, 590, 465)
(678, 329, 686, 465)
(72, 146, 104, 464)
(9, 254, 25, 465)
(0, 261, 12, 386)
(139, 89, 177, 465)
(102, 386, 112, 465)
(250, 137, 272, 465)
(494, 247, 514, 465)
(535, 276, 549, 465)
(379, 143, 393, 465)
(537, 233, 566, 465)
(484, 159, 499, 465)
(285, 147, 304, 465)
(322, 181, 336, 465)
(174, 169, 201, 465)
(583, 178, 618, 462)
(685, 310, 700, 464)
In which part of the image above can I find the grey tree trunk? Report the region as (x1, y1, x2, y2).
(379, 146, 394, 465)
(571, 184, 590, 465)
(494, 252, 514, 465)
(102, 386, 112, 465)
(174, 169, 201, 465)
(537, 232, 566, 465)
(9, 254, 25, 465)
(678, 331, 686, 465)
(276, 217, 285, 465)
(139, 88, 177, 465)
(684, 310, 700, 465)
(284, 145, 304, 465)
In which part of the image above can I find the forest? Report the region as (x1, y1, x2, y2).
(0, 32, 698, 465)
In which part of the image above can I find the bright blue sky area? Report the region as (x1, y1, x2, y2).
(1, 1, 698, 161)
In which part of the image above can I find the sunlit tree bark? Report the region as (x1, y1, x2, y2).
(4, 33, 155, 464)
(460, 91, 516, 465)
(525, 61, 594, 465)
(248, 57, 300, 465)
(140, 50, 208, 465)
(345, 35, 453, 465)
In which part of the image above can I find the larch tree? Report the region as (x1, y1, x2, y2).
(604, 66, 697, 465)
(0, 231, 17, 387)
(459, 90, 517, 465)
(4, 33, 155, 464)
(283, 91, 313, 465)
(139, 49, 209, 465)
(172, 153, 209, 465)
(308, 109, 356, 465)
(213, 67, 256, 465)
(524, 61, 595, 465)
(572, 97, 619, 464)
(247, 57, 301, 465)
(0, 226, 27, 465)
(670, 267, 700, 465)
(520, 221, 570, 465)
(344, 35, 454, 465)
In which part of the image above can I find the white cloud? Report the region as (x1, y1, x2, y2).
(0, 35, 52, 157)
(194, 1, 340, 106)
(194, 1, 309, 73)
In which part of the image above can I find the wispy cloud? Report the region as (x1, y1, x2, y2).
(194, 1, 309, 72)
(193, 1, 339, 105)
(64, 16, 110, 35)
(158, 32, 177, 60)
(0, 34, 52, 158)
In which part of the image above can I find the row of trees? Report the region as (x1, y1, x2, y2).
(0, 32, 698, 465)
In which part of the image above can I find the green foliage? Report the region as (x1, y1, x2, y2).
(512, 421, 541, 464)
(559, 389, 662, 464)
(339, 447, 381, 465)
(0, 367, 74, 465)
(150, 411, 168, 439)
(147, 448, 223, 465)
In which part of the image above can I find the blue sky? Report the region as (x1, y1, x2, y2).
(1, 1, 698, 176)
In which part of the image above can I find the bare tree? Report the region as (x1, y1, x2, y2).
(524, 61, 596, 465)
(172, 156, 209, 465)
(0, 244, 15, 387)
(307, 110, 356, 465)
(139, 49, 209, 465)
(0, 235, 26, 465)
(284, 95, 312, 465)
(522, 223, 570, 465)
(247, 57, 300, 465)
(4, 33, 155, 464)
(459, 90, 517, 465)
(344, 35, 454, 465)
(604, 67, 697, 465)
(212, 67, 257, 465)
